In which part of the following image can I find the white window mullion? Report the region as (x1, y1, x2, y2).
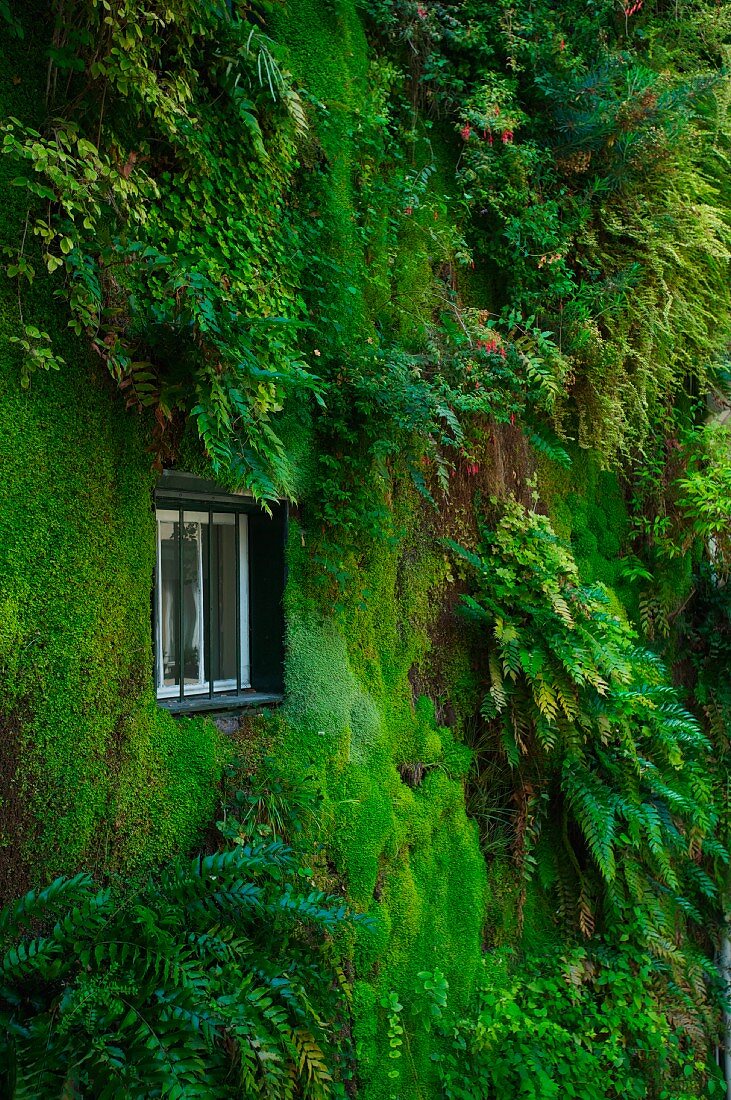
(239, 513, 250, 689)
(194, 518, 205, 690)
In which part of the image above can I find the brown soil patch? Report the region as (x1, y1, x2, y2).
(0, 707, 36, 903)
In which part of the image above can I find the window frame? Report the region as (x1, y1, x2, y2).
(153, 472, 286, 714)
(155, 507, 250, 701)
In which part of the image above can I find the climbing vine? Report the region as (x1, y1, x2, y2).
(2, 0, 317, 499)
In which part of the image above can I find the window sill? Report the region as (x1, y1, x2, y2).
(159, 691, 283, 716)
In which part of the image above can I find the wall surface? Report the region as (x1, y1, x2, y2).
(0, 9, 487, 1096)
(2, 1, 727, 1096)
(0, 12, 226, 898)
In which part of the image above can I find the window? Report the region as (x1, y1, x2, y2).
(154, 472, 286, 712)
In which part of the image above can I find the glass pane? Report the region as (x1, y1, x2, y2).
(156, 506, 249, 699)
(239, 513, 250, 688)
(211, 513, 237, 687)
(182, 514, 205, 691)
(158, 517, 180, 693)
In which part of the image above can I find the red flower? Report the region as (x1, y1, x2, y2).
(477, 336, 502, 355)
(417, 4, 427, 17)
(404, 206, 413, 215)
(501, 129, 514, 144)
(461, 123, 471, 141)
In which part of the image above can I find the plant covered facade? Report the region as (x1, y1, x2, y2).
(0, 0, 731, 1096)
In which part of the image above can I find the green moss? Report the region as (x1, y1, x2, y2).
(0, 335, 227, 881)
(105, 704, 228, 876)
(539, 447, 639, 620)
(3, 2, 686, 1095)
(0, 14, 227, 890)
(269, 0, 373, 353)
(281, 487, 486, 1098)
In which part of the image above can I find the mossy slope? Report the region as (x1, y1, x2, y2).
(282, 516, 486, 1100)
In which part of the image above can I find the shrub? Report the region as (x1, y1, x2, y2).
(0, 810, 366, 1098)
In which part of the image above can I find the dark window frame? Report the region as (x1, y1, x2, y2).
(153, 472, 286, 714)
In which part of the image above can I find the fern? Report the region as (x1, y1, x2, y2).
(455, 496, 725, 962)
(0, 804, 365, 1098)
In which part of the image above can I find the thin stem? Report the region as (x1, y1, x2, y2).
(16, 209, 30, 328)
(96, 81, 107, 149)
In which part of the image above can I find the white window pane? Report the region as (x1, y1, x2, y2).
(184, 510, 209, 526)
(157, 517, 180, 693)
(239, 514, 250, 688)
(211, 513, 237, 687)
(181, 519, 205, 691)
(156, 504, 251, 699)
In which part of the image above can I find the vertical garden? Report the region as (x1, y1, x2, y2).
(1, 0, 731, 1096)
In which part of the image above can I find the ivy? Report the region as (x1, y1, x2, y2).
(0, 0, 590, 534)
(1, 1, 318, 500)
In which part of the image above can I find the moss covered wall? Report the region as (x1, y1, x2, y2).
(262, 7, 490, 1090)
(0, 10, 226, 898)
(0, 4, 653, 1098)
(0, 8, 490, 1096)
(282, 502, 487, 1098)
(0, 11, 486, 1095)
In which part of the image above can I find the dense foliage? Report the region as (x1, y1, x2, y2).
(0, 804, 364, 1099)
(435, 947, 724, 1099)
(2, 0, 318, 498)
(452, 497, 724, 957)
(363, 0, 731, 456)
(2, 0, 731, 1097)
(0, 0, 504, 506)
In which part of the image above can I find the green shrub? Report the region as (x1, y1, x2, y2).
(450, 497, 724, 954)
(0, 809, 367, 1099)
(436, 945, 724, 1099)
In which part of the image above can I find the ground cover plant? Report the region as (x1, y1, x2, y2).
(435, 946, 725, 1098)
(0, 785, 365, 1099)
